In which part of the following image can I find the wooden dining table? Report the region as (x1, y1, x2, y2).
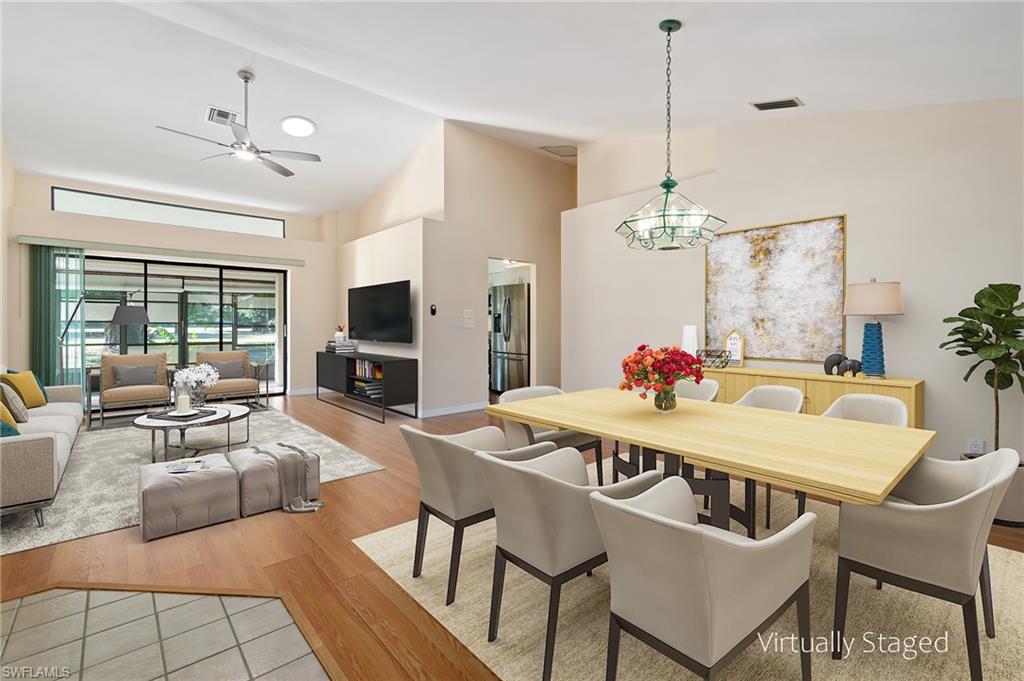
(485, 388, 937, 536)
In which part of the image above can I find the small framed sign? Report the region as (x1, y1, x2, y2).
(724, 329, 745, 367)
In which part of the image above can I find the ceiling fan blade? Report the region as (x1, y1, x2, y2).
(156, 125, 229, 148)
(258, 156, 294, 177)
(230, 121, 251, 146)
(264, 150, 322, 163)
(200, 152, 234, 162)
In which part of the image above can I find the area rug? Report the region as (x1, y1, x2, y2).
(1, 407, 383, 555)
(355, 460, 1024, 681)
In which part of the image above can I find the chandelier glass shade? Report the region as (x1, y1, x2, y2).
(617, 19, 725, 250)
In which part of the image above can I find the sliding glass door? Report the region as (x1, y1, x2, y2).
(82, 256, 287, 394)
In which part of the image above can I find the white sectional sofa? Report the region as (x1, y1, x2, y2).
(0, 385, 84, 527)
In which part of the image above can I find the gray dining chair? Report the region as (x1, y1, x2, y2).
(591, 476, 816, 681)
(475, 446, 662, 681)
(719, 385, 805, 532)
(400, 425, 556, 605)
(833, 449, 1019, 681)
(499, 385, 606, 485)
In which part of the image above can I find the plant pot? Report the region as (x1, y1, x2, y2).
(654, 387, 677, 414)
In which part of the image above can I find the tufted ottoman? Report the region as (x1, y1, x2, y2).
(226, 443, 320, 517)
(138, 453, 239, 541)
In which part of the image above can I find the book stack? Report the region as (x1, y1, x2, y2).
(352, 379, 383, 401)
(326, 339, 357, 353)
(354, 359, 383, 380)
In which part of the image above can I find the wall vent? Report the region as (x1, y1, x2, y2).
(750, 98, 803, 111)
(206, 106, 239, 126)
(539, 145, 578, 158)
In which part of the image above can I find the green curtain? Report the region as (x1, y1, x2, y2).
(29, 245, 85, 391)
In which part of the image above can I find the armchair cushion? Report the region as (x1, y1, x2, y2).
(204, 378, 259, 396)
(100, 353, 168, 392)
(111, 364, 158, 387)
(196, 351, 251, 379)
(209, 359, 245, 379)
(101, 384, 170, 405)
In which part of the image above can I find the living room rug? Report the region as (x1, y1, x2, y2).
(354, 461, 1024, 681)
(1, 406, 383, 555)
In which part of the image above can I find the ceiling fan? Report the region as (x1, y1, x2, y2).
(157, 69, 321, 177)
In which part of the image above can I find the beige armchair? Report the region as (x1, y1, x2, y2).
(834, 449, 1019, 681)
(195, 350, 266, 407)
(499, 385, 606, 485)
(474, 446, 662, 681)
(591, 476, 816, 681)
(91, 353, 171, 426)
(399, 425, 548, 606)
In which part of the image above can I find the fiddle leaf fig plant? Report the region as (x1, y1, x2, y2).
(940, 283, 1024, 449)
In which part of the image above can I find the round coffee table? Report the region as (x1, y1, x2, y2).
(133, 404, 251, 462)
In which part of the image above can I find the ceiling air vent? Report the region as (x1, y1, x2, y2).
(751, 98, 803, 111)
(539, 145, 578, 158)
(205, 105, 239, 126)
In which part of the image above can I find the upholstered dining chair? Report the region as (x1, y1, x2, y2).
(499, 385, 606, 485)
(475, 446, 662, 681)
(833, 449, 1018, 681)
(591, 476, 816, 681)
(399, 425, 554, 605)
(675, 376, 720, 402)
(814, 394, 909, 558)
(721, 385, 805, 530)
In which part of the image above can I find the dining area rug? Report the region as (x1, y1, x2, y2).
(1, 406, 383, 555)
(354, 461, 1024, 680)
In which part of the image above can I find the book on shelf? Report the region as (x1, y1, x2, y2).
(354, 359, 383, 379)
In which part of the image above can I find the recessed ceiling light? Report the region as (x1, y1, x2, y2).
(281, 116, 316, 137)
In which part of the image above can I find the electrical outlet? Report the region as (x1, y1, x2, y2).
(967, 438, 986, 455)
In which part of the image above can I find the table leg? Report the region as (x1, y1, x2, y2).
(227, 419, 231, 452)
(163, 430, 169, 461)
(150, 430, 156, 464)
(641, 447, 657, 472)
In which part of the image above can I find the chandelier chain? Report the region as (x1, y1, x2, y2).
(665, 28, 672, 179)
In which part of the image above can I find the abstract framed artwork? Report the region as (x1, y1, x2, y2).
(705, 215, 846, 362)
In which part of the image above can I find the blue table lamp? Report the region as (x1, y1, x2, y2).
(844, 279, 904, 378)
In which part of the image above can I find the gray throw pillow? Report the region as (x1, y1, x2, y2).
(112, 364, 158, 387)
(0, 383, 29, 423)
(209, 359, 244, 379)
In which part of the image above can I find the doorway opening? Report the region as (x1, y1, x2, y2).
(487, 258, 536, 402)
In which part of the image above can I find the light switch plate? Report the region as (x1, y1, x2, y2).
(967, 438, 986, 455)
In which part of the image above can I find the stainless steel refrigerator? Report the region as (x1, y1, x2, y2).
(489, 283, 530, 392)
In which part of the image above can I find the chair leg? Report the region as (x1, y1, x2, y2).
(605, 614, 621, 681)
(744, 479, 756, 539)
(962, 596, 983, 681)
(595, 440, 604, 486)
(980, 548, 995, 638)
(34, 508, 44, 528)
(611, 441, 619, 483)
(445, 523, 465, 606)
(703, 469, 711, 510)
(487, 548, 507, 642)
(541, 582, 562, 681)
(797, 491, 806, 516)
(765, 483, 772, 529)
(412, 503, 428, 578)
(832, 557, 851, 660)
(876, 579, 883, 590)
(797, 582, 811, 681)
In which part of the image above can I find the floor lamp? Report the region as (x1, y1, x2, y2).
(56, 294, 85, 386)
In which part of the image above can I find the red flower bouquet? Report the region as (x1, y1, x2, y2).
(618, 344, 704, 413)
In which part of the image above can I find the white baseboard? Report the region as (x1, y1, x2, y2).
(420, 401, 489, 418)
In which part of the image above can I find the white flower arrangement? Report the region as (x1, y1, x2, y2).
(174, 363, 220, 390)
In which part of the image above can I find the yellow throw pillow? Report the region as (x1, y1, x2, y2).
(1, 371, 47, 408)
(0, 401, 19, 434)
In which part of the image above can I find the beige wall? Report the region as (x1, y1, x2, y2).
(5, 173, 338, 392)
(0, 137, 14, 366)
(337, 218, 426, 408)
(354, 123, 445, 239)
(563, 99, 1024, 458)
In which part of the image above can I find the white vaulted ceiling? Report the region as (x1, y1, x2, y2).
(3, 2, 1021, 215)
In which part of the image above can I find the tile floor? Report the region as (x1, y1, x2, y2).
(0, 588, 329, 680)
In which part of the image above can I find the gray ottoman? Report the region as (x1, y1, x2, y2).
(138, 453, 239, 541)
(227, 444, 320, 517)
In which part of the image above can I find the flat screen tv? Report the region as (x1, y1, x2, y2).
(348, 280, 413, 343)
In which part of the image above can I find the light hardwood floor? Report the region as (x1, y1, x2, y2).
(1, 395, 1021, 681)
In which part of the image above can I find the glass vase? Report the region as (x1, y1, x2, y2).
(189, 385, 206, 408)
(654, 387, 677, 414)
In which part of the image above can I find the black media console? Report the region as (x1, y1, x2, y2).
(315, 351, 418, 423)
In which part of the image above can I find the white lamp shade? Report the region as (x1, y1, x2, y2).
(844, 281, 904, 316)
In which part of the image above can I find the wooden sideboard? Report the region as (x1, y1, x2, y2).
(701, 367, 925, 428)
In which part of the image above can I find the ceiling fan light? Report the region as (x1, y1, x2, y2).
(281, 116, 316, 138)
(234, 148, 256, 161)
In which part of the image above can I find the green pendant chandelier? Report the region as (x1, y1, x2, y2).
(616, 19, 725, 251)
